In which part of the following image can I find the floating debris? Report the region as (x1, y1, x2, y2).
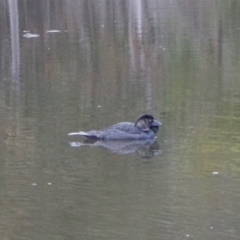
(31, 183, 37, 186)
(69, 142, 83, 147)
(46, 30, 61, 33)
(23, 33, 40, 38)
(47, 183, 52, 185)
(212, 172, 219, 175)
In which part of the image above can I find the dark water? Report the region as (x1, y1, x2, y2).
(1, 0, 240, 239)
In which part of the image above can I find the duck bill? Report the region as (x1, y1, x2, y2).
(152, 120, 162, 127)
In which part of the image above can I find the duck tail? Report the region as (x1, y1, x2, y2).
(68, 131, 101, 139)
(68, 131, 89, 136)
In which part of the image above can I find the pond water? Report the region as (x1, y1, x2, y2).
(1, 0, 240, 239)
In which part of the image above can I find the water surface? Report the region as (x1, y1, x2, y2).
(1, 0, 240, 239)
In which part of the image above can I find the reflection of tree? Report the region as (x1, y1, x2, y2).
(1, 0, 239, 158)
(2, 0, 239, 134)
(9, 0, 20, 82)
(7, 0, 21, 139)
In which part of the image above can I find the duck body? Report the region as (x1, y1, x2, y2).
(68, 114, 161, 140)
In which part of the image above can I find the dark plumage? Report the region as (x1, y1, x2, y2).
(68, 114, 161, 140)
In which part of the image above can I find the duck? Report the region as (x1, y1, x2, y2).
(68, 114, 161, 140)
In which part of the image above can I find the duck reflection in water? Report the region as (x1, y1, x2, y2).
(69, 138, 161, 159)
(68, 114, 162, 158)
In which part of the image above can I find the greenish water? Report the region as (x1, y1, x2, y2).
(1, 0, 240, 239)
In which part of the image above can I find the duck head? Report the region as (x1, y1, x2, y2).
(135, 114, 161, 133)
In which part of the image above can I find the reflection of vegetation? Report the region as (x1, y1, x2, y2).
(1, 0, 239, 169)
